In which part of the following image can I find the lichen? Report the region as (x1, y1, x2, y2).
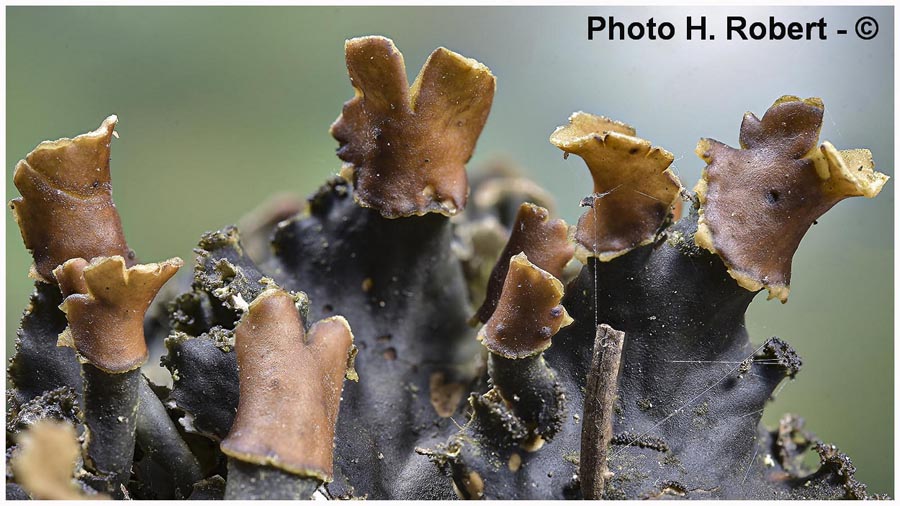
(5, 35, 889, 501)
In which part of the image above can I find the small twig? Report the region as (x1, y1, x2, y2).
(581, 324, 625, 500)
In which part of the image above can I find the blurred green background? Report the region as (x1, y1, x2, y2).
(6, 6, 893, 495)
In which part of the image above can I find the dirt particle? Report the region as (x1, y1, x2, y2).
(429, 371, 465, 418)
(693, 401, 709, 417)
(611, 432, 669, 453)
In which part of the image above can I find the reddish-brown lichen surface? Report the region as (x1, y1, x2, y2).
(478, 253, 572, 359)
(551, 112, 682, 261)
(10, 116, 133, 283)
(694, 96, 888, 301)
(475, 202, 573, 324)
(55, 256, 182, 373)
(330, 36, 496, 218)
(221, 288, 355, 482)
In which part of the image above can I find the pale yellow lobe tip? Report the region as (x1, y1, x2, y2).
(574, 238, 655, 265)
(509, 252, 565, 295)
(727, 267, 790, 303)
(314, 314, 358, 382)
(27, 264, 46, 283)
(727, 269, 764, 294)
(693, 173, 709, 204)
(12, 421, 107, 500)
(93, 115, 118, 139)
(29, 114, 118, 155)
(318, 315, 357, 348)
(810, 142, 889, 198)
(246, 287, 284, 312)
(771, 95, 823, 109)
(766, 284, 790, 304)
(462, 471, 485, 499)
(57, 327, 75, 349)
(550, 111, 637, 151)
(520, 434, 545, 452)
(316, 314, 352, 329)
(560, 308, 574, 328)
(695, 138, 713, 162)
(439, 198, 459, 215)
(437, 46, 494, 77)
(338, 163, 355, 183)
(693, 222, 715, 254)
(346, 34, 395, 51)
(508, 452, 522, 472)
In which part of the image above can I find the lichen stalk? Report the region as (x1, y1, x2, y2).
(54, 256, 182, 495)
(80, 364, 142, 495)
(134, 377, 204, 495)
(224, 460, 320, 500)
